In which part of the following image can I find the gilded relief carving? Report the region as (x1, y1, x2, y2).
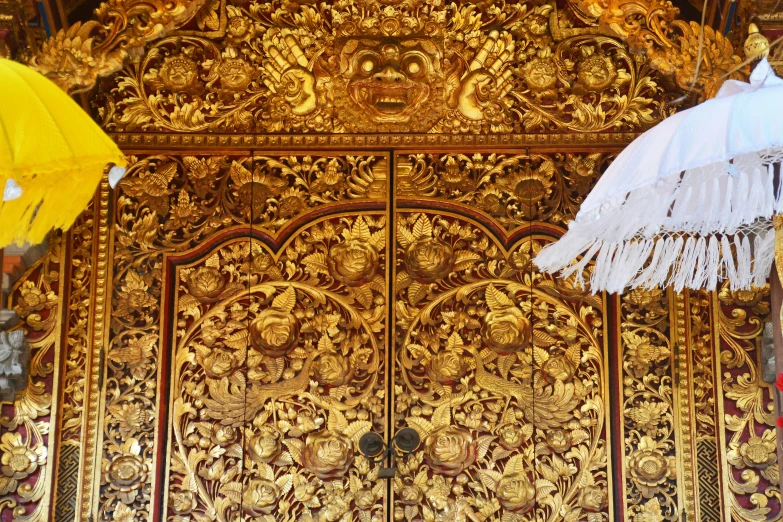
(716, 284, 781, 522)
(396, 152, 609, 231)
(0, 236, 63, 522)
(103, 154, 388, 521)
(166, 213, 388, 521)
(619, 288, 679, 522)
(393, 210, 609, 522)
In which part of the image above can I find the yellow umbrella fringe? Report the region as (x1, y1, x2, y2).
(0, 168, 104, 247)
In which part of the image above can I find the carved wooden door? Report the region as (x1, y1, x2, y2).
(390, 152, 610, 522)
(133, 149, 611, 522)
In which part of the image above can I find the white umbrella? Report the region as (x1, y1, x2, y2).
(534, 58, 783, 294)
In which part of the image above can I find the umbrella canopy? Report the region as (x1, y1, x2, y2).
(0, 58, 127, 247)
(534, 58, 783, 294)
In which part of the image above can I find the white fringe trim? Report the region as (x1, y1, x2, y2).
(534, 148, 783, 293)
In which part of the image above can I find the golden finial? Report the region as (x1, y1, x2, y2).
(744, 23, 770, 61)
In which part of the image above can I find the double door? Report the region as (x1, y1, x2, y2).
(141, 150, 610, 522)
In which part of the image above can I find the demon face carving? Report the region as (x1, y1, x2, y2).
(334, 37, 447, 132)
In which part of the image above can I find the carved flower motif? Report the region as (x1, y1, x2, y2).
(279, 187, 307, 218)
(248, 427, 283, 464)
(170, 490, 196, 515)
(313, 352, 354, 386)
(496, 160, 554, 209)
(628, 401, 669, 436)
(482, 306, 531, 356)
(302, 431, 354, 480)
(498, 424, 525, 450)
(115, 271, 157, 318)
(219, 53, 255, 91)
(718, 286, 769, 314)
(108, 334, 156, 380)
(427, 350, 468, 384)
(399, 480, 424, 505)
(546, 429, 571, 453)
(211, 425, 237, 445)
(355, 489, 375, 510)
(243, 478, 280, 516)
(226, 11, 257, 45)
(312, 159, 345, 192)
(624, 332, 669, 379)
(632, 498, 665, 522)
(423, 426, 477, 477)
(17, 280, 55, 315)
(328, 240, 379, 286)
(579, 485, 607, 512)
(627, 436, 676, 498)
(477, 187, 505, 217)
(250, 308, 300, 357)
(187, 266, 225, 302)
(0, 432, 46, 495)
(576, 46, 618, 92)
(199, 346, 244, 379)
(103, 439, 148, 504)
(522, 51, 557, 93)
(405, 237, 453, 283)
(229, 161, 286, 215)
(497, 471, 535, 512)
(727, 431, 777, 469)
(109, 402, 152, 438)
(440, 157, 471, 191)
(158, 54, 200, 93)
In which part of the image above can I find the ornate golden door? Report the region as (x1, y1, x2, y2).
(1, 1, 779, 522)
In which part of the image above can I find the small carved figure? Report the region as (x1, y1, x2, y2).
(0, 330, 28, 402)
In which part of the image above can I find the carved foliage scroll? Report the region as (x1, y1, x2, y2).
(717, 285, 781, 522)
(0, 237, 63, 522)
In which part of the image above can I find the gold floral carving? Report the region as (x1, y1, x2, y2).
(103, 153, 388, 521)
(0, 237, 64, 522)
(619, 288, 679, 521)
(166, 214, 387, 520)
(396, 152, 609, 230)
(27, 0, 741, 133)
(393, 212, 609, 522)
(716, 284, 781, 521)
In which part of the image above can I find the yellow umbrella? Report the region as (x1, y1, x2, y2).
(0, 58, 126, 247)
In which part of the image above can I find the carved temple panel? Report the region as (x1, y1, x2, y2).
(0, 0, 779, 521)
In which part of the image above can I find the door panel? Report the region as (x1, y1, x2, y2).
(392, 152, 611, 522)
(110, 153, 390, 521)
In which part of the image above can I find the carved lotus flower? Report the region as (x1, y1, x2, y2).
(579, 485, 607, 512)
(0, 432, 46, 495)
(169, 490, 196, 515)
(423, 426, 477, 477)
(250, 309, 299, 357)
(17, 280, 56, 315)
(313, 351, 354, 386)
(226, 11, 256, 45)
(302, 431, 354, 480)
(623, 332, 669, 379)
(187, 266, 225, 301)
(627, 436, 676, 498)
(328, 240, 379, 286)
(727, 431, 777, 469)
(441, 156, 471, 190)
(405, 237, 453, 283)
(312, 159, 345, 192)
(103, 439, 148, 504)
(427, 350, 468, 384)
(243, 478, 280, 516)
(497, 471, 535, 512)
